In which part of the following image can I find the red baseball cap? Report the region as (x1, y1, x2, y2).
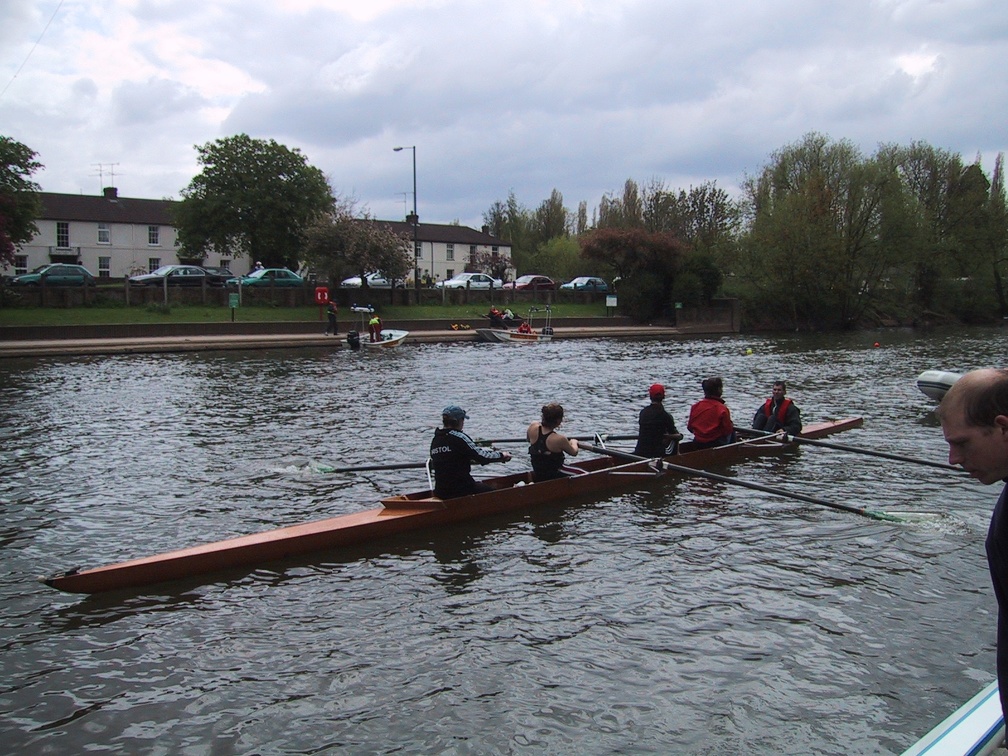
(649, 383, 665, 400)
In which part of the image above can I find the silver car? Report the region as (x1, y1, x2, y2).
(435, 273, 503, 290)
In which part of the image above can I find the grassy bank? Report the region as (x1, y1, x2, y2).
(0, 302, 611, 327)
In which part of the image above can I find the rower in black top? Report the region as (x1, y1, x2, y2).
(430, 405, 511, 498)
(634, 383, 683, 457)
(526, 402, 579, 482)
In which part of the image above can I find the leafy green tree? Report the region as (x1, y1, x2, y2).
(302, 199, 412, 288)
(174, 134, 334, 270)
(483, 190, 536, 276)
(531, 189, 570, 247)
(0, 136, 43, 267)
(987, 154, 1008, 317)
(885, 141, 966, 310)
(742, 133, 909, 329)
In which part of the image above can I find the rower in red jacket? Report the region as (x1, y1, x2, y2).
(687, 376, 736, 449)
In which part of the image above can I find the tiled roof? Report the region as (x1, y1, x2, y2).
(361, 219, 507, 246)
(40, 190, 175, 225)
(37, 190, 508, 246)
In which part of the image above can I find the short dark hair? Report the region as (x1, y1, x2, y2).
(773, 380, 787, 392)
(541, 402, 564, 427)
(701, 376, 723, 398)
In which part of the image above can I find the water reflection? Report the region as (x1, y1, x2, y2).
(1, 326, 1007, 754)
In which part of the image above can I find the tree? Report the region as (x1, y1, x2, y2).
(174, 134, 334, 270)
(578, 227, 686, 319)
(0, 136, 43, 267)
(483, 190, 536, 276)
(741, 133, 910, 329)
(302, 199, 412, 288)
(987, 154, 1008, 317)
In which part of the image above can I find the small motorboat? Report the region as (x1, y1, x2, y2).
(346, 305, 409, 350)
(479, 306, 554, 344)
(916, 370, 962, 401)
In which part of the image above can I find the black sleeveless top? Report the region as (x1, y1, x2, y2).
(529, 425, 565, 480)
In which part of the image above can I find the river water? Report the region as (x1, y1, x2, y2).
(1, 326, 1006, 754)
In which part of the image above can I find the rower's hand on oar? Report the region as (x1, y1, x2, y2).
(499, 450, 512, 463)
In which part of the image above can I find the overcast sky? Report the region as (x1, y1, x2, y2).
(2, 0, 1006, 229)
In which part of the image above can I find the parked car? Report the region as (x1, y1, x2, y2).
(503, 275, 557, 291)
(201, 266, 235, 287)
(10, 263, 96, 286)
(340, 272, 393, 288)
(129, 265, 215, 287)
(560, 276, 609, 292)
(435, 272, 503, 290)
(226, 268, 304, 287)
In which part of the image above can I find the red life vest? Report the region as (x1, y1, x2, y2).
(762, 397, 793, 423)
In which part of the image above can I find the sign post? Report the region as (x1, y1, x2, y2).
(229, 292, 239, 322)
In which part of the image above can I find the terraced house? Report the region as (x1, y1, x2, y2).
(15, 187, 513, 283)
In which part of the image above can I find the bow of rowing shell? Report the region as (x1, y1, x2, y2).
(43, 417, 863, 594)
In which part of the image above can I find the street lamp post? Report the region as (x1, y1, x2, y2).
(393, 145, 420, 295)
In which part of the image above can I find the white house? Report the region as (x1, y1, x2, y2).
(14, 187, 513, 283)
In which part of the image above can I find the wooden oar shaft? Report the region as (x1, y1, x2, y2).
(479, 434, 638, 445)
(739, 429, 961, 472)
(584, 444, 903, 522)
(319, 461, 428, 473)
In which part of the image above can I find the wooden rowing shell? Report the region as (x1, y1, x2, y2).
(42, 418, 862, 594)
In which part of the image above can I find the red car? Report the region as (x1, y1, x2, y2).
(504, 275, 557, 291)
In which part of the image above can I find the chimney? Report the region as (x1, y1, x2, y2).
(481, 225, 489, 234)
(103, 187, 119, 200)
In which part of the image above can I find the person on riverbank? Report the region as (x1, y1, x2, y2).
(752, 380, 802, 436)
(325, 301, 338, 335)
(687, 376, 736, 449)
(634, 383, 682, 457)
(430, 405, 511, 498)
(527, 402, 579, 482)
(937, 368, 1008, 720)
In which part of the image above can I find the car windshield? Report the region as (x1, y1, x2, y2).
(516, 276, 534, 283)
(148, 266, 176, 275)
(246, 269, 269, 279)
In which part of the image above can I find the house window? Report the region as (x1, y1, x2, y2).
(98, 257, 111, 278)
(56, 222, 69, 248)
(446, 243, 454, 262)
(148, 258, 160, 273)
(14, 255, 27, 274)
(446, 269, 455, 280)
(469, 244, 476, 262)
(148, 226, 160, 245)
(492, 246, 499, 253)
(97, 224, 111, 244)
(415, 241, 422, 259)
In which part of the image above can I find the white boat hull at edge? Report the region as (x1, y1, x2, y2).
(363, 329, 409, 349)
(917, 370, 962, 401)
(902, 680, 1004, 756)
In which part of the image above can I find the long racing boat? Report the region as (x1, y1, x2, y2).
(42, 417, 862, 595)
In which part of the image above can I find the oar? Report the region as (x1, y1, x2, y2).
(738, 429, 962, 472)
(477, 433, 639, 445)
(584, 444, 911, 523)
(315, 461, 429, 474)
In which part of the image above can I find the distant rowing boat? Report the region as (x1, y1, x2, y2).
(42, 418, 862, 595)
